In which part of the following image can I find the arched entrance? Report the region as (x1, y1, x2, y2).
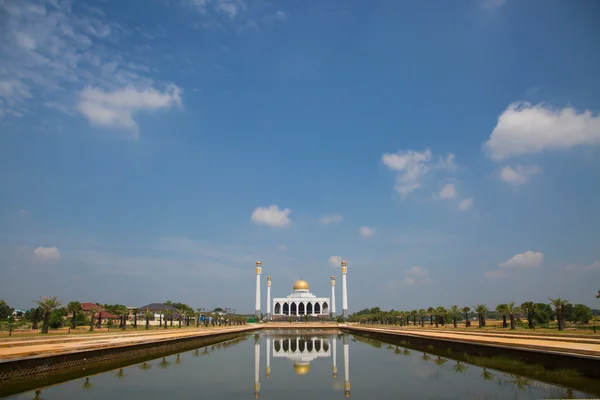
(274, 340, 281, 352)
(283, 303, 289, 315)
(315, 340, 321, 352)
(299, 302, 305, 315)
(307, 302, 313, 315)
(275, 302, 281, 314)
(314, 303, 321, 314)
(291, 303, 297, 316)
(322, 302, 329, 314)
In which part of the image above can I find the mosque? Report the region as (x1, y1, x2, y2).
(254, 260, 349, 320)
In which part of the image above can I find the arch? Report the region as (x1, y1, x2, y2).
(290, 303, 297, 316)
(274, 340, 281, 352)
(307, 302, 313, 315)
(299, 338, 305, 352)
(314, 302, 321, 314)
(291, 338, 297, 352)
(323, 341, 330, 352)
(299, 302, 305, 315)
(283, 303, 289, 315)
(315, 340, 321, 352)
(282, 338, 289, 352)
(307, 339, 314, 353)
(322, 302, 329, 313)
(275, 302, 281, 315)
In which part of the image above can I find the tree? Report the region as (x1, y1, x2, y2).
(462, 307, 470, 327)
(435, 306, 447, 327)
(67, 302, 82, 330)
(35, 296, 62, 334)
(549, 298, 569, 330)
(450, 305, 459, 328)
(495, 304, 508, 328)
(132, 308, 139, 328)
(597, 290, 600, 299)
(49, 308, 67, 329)
(573, 304, 592, 324)
(427, 307, 435, 326)
(506, 302, 517, 330)
(164, 310, 173, 329)
(520, 302, 536, 329)
(0, 300, 13, 319)
(144, 310, 153, 329)
(475, 304, 488, 328)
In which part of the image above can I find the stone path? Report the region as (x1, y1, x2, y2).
(345, 326, 600, 358)
(0, 325, 258, 362)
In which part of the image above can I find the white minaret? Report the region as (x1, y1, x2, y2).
(331, 275, 336, 319)
(266, 276, 272, 320)
(255, 261, 262, 318)
(343, 334, 350, 397)
(332, 334, 337, 378)
(341, 260, 348, 320)
(254, 335, 260, 398)
(266, 336, 271, 379)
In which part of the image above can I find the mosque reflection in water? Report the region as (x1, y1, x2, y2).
(254, 333, 351, 398)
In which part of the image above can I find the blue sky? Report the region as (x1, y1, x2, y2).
(1, 0, 599, 312)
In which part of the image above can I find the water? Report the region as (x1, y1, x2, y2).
(2, 330, 597, 399)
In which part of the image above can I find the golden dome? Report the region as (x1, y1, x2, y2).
(294, 363, 310, 375)
(293, 280, 310, 291)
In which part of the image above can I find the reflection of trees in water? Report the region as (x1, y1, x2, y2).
(394, 346, 401, 355)
(193, 349, 200, 357)
(139, 362, 152, 371)
(451, 361, 468, 374)
(481, 368, 495, 381)
(176, 354, 182, 364)
(159, 357, 170, 369)
(402, 348, 411, 357)
(421, 353, 431, 362)
(505, 374, 531, 391)
(434, 356, 448, 367)
(115, 368, 125, 379)
(81, 377, 93, 390)
(33, 389, 44, 400)
(386, 344, 393, 350)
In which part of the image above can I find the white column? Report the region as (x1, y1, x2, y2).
(331, 275, 336, 318)
(332, 335, 337, 378)
(342, 260, 348, 320)
(255, 261, 262, 318)
(254, 335, 260, 397)
(266, 337, 271, 379)
(343, 334, 350, 397)
(266, 276, 271, 320)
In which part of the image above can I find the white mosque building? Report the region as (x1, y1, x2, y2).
(255, 260, 349, 320)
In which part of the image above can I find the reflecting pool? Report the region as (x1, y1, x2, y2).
(2, 330, 597, 399)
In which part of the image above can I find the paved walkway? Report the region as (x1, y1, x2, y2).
(344, 326, 600, 358)
(0, 325, 259, 362)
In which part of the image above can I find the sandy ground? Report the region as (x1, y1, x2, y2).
(345, 325, 600, 358)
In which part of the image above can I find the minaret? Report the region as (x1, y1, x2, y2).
(343, 334, 350, 397)
(341, 260, 348, 320)
(255, 261, 262, 319)
(254, 335, 260, 398)
(266, 336, 271, 379)
(266, 276, 272, 320)
(331, 275, 336, 319)
(332, 334, 337, 378)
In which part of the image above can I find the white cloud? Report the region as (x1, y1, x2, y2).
(251, 205, 292, 228)
(359, 226, 375, 238)
(565, 260, 600, 271)
(382, 149, 458, 198)
(499, 250, 544, 269)
(318, 214, 343, 224)
(189, 0, 245, 18)
(329, 256, 341, 268)
(484, 102, 600, 161)
(404, 266, 431, 285)
(33, 246, 61, 262)
(499, 165, 542, 185)
(77, 85, 182, 134)
(263, 10, 287, 22)
(438, 184, 457, 199)
(457, 198, 474, 211)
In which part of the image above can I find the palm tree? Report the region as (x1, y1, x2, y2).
(35, 296, 62, 334)
(144, 310, 152, 330)
(451, 361, 468, 374)
(196, 308, 202, 327)
(421, 353, 431, 362)
(449, 305, 459, 328)
(462, 306, 470, 327)
(402, 348, 411, 356)
(81, 377, 93, 390)
(31, 307, 42, 330)
(33, 389, 45, 400)
(520, 302, 536, 329)
(435, 306, 447, 327)
(159, 357, 170, 369)
(496, 304, 508, 328)
(115, 368, 125, 379)
(506, 302, 517, 330)
(132, 308, 139, 329)
(549, 298, 569, 330)
(481, 368, 495, 381)
(505, 374, 530, 391)
(427, 307, 435, 326)
(419, 309, 426, 327)
(475, 304, 488, 328)
(164, 310, 173, 329)
(89, 307, 97, 332)
(410, 310, 417, 326)
(434, 356, 448, 367)
(139, 362, 152, 371)
(67, 301, 82, 330)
